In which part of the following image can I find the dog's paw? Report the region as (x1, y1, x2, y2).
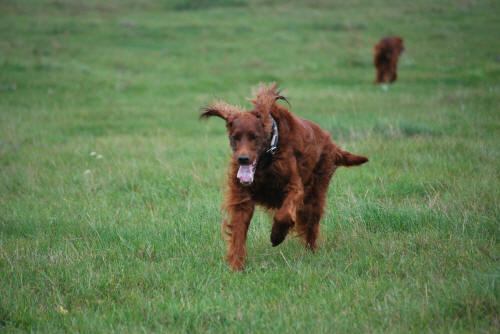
(231, 259, 245, 271)
(227, 252, 245, 271)
(270, 222, 292, 247)
(270, 233, 285, 247)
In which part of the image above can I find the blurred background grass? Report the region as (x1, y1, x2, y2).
(0, 0, 499, 332)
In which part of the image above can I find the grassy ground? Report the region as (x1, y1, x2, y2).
(1, 0, 499, 332)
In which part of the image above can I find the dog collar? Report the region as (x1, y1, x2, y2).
(266, 116, 279, 155)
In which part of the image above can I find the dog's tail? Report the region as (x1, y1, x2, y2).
(336, 150, 369, 167)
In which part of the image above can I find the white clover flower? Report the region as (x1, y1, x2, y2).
(96, 154, 103, 159)
(381, 84, 388, 91)
(84, 169, 91, 175)
(90, 152, 96, 156)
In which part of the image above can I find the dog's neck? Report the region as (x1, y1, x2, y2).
(266, 116, 278, 155)
(254, 116, 279, 171)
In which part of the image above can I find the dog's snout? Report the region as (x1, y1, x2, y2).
(238, 155, 251, 165)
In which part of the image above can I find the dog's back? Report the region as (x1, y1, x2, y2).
(249, 105, 333, 209)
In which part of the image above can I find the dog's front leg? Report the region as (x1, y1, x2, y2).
(271, 163, 304, 247)
(225, 201, 255, 271)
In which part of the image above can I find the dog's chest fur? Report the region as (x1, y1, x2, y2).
(249, 158, 287, 209)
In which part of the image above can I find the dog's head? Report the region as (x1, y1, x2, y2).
(377, 36, 405, 55)
(200, 83, 285, 185)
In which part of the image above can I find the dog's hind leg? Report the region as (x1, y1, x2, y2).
(296, 202, 321, 250)
(297, 186, 329, 250)
(389, 59, 398, 82)
(296, 155, 336, 250)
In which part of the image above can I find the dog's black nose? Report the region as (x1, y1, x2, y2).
(238, 155, 250, 165)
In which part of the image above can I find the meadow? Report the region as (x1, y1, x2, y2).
(0, 0, 499, 332)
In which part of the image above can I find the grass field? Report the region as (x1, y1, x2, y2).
(1, 0, 499, 332)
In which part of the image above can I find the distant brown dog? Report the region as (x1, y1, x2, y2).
(200, 83, 368, 270)
(374, 36, 404, 83)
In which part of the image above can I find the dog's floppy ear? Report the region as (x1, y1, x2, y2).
(336, 150, 369, 167)
(249, 82, 288, 117)
(200, 101, 243, 121)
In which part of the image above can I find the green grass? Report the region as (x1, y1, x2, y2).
(1, 0, 499, 332)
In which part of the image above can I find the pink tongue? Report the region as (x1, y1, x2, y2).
(237, 165, 255, 184)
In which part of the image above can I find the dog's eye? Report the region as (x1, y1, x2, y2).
(231, 135, 239, 141)
(251, 135, 259, 141)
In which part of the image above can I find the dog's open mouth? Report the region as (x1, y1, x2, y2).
(237, 159, 257, 185)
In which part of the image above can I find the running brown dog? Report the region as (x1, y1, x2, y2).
(201, 83, 368, 270)
(374, 36, 404, 83)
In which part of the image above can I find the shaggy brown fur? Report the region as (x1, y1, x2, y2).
(200, 83, 368, 271)
(374, 36, 404, 83)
